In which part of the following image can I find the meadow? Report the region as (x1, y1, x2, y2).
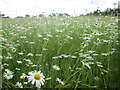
(1, 16, 119, 88)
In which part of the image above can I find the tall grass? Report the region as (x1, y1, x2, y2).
(1, 16, 119, 88)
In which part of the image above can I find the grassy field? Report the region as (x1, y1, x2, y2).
(1, 16, 119, 88)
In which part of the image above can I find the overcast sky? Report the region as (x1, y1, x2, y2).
(0, 0, 119, 17)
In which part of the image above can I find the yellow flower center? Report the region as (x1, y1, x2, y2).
(34, 74, 41, 80)
(55, 67, 58, 69)
(18, 85, 22, 87)
(6, 73, 11, 76)
(101, 72, 104, 75)
(58, 80, 62, 83)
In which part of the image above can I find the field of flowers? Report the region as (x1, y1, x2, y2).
(1, 16, 119, 88)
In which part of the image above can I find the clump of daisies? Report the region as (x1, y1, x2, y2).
(27, 70, 45, 88)
(3, 69, 13, 79)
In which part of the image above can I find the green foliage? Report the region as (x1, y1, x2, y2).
(87, 8, 120, 16)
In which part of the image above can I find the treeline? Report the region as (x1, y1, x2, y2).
(15, 12, 70, 18)
(86, 7, 120, 16)
(0, 7, 119, 18)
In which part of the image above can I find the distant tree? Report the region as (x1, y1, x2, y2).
(3, 16, 10, 18)
(93, 7, 101, 16)
(16, 16, 24, 18)
(39, 14, 44, 17)
(48, 13, 56, 17)
(25, 14, 30, 17)
(0, 13, 5, 17)
(64, 13, 70, 16)
(57, 13, 70, 16)
(32, 15, 37, 18)
(58, 13, 63, 16)
(48, 12, 70, 17)
(86, 7, 120, 16)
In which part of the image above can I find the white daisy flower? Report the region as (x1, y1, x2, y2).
(31, 64, 37, 67)
(24, 82, 28, 84)
(27, 53, 33, 56)
(38, 34, 42, 37)
(16, 82, 23, 88)
(53, 65, 60, 71)
(71, 56, 77, 58)
(3, 63, 9, 66)
(18, 52, 24, 55)
(27, 71, 45, 88)
(20, 73, 28, 79)
(15, 68, 20, 70)
(88, 51, 95, 53)
(6, 56, 12, 59)
(81, 62, 91, 69)
(0, 55, 3, 59)
(52, 57, 58, 59)
(56, 78, 65, 85)
(45, 77, 51, 80)
(17, 61, 22, 64)
(4, 69, 13, 79)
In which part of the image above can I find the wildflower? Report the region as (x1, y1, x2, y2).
(97, 64, 103, 67)
(15, 68, 20, 70)
(31, 64, 37, 67)
(56, 29, 63, 33)
(101, 53, 109, 56)
(96, 62, 103, 67)
(88, 51, 95, 53)
(27, 71, 45, 88)
(23, 59, 31, 62)
(79, 53, 88, 57)
(71, 56, 77, 58)
(45, 77, 52, 80)
(3, 63, 9, 66)
(28, 61, 33, 65)
(20, 73, 28, 79)
(27, 53, 33, 56)
(0, 55, 3, 59)
(86, 56, 93, 60)
(35, 54, 42, 56)
(52, 57, 58, 59)
(47, 34, 53, 37)
(29, 42, 35, 44)
(17, 61, 22, 64)
(24, 82, 28, 84)
(16, 82, 23, 88)
(94, 76, 99, 81)
(60, 54, 68, 58)
(43, 38, 49, 41)
(81, 62, 92, 69)
(101, 72, 104, 75)
(58, 56, 63, 58)
(53, 65, 60, 71)
(43, 48, 48, 51)
(93, 54, 99, 56)
(12, 47, 16, 52)
(6, 56, 12, 59)
(56, 78, 65, 85)
(38, 34, 42, 37)
(103, 69, 108, 73)
(18, 52, 24, 55)
(4, 69, 13, 79)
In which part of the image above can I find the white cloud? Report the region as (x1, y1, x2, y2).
(0, 0, 119, 17)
